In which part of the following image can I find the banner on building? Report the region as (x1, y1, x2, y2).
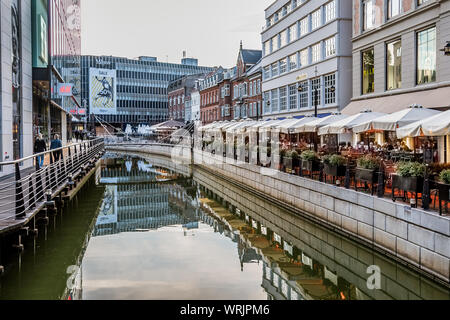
(96, 186, 118, 225)
(89, 68, 117, 115)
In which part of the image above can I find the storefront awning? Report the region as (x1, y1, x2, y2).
(397, 110, 450, 138)
(342, 86, 450, 115)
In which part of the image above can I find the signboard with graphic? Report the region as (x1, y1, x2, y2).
(96, 186, 118, 225)
(89, 68, 117, 115)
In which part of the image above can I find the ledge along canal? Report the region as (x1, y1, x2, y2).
(0, 153, 448, 300)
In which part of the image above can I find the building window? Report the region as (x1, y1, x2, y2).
(363, 0, 375, 31)
(279, 87, 287, 111)
(362, 48, 375, 94)
(289, 54, 297, 70)
(387, 39, 402, 90)
(300, 17, 308, 37)
(264, 41, 271, 56)
(257, 80, 261, 94)
(289, 24, 297, 43)
(325, 1, 336, 23)
(417, 0, 430, 5)
(280, 29, 288, 47)
(271, 89, 279, 112)
(311, 78, 321, 106)
(312, 43, 321, 63)
(311, 9, 321, 30)
(264, 92, 270, 114)
(324, 73, 336, 104)
(271, 63, 279, 77)
(388, 0, 402, 19)
(264, 66, 270, 80)
(272, 35, 279, 51)
(280, 58, 287, 74)
(289, 85, 297, 110)
(298, 81, 308, 108)
(417, 27, 436, 85)
(300, 49, 308, 67)
(325, 36, 336, 57)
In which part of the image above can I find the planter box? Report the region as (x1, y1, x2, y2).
(324, 163, 347, 177)
(392, 174, 424, 193)
(301, 159, 320, 172)
(355, 168, 377, 184)
(437, 182, 450, 215)
(392, 174, 424, 204)
(283, 157, 300, 174)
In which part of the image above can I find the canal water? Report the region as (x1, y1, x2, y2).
(0, 154, 448, 300)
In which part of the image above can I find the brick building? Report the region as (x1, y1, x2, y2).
(231, 44, 263, 120)
(168, 74, 207, 123)
(199, 68, 224, 124)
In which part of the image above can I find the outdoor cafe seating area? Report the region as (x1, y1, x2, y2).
(198, 105, 450, 216)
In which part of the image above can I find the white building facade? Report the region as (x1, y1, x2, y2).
(261, 0, 353, 119)
(191, 89, 201, 122)
(1, 0, 33, 173)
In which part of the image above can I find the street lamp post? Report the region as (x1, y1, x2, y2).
(441, 41, 450, 56)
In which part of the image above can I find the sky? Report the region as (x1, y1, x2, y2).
(81, 0, 274, 68)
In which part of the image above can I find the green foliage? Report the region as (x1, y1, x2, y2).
(396, 162, 426, 177)
(286, 150, 299, 159)
(439, 169, 450, 185)
(357, 155, 380, 170)
(301, 150, 318, 162)
(323, 154, 346, 167)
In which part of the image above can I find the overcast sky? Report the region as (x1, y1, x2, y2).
(81, 0, 273, 68)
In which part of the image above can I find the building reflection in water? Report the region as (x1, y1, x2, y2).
(67, 155, 448, 300)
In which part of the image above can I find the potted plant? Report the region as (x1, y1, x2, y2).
(437, 169, 450, 215)
(283, 150, 300, 174)
(392, 162, 425, 203)
(323, 154, 347, 178)
(300, 150, 320, 174)
(355, 155, 380, 194)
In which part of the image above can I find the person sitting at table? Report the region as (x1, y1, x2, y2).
(319, 144, 329, 154)
(400, 141, 411, 152)
(357, 141, 365, 152)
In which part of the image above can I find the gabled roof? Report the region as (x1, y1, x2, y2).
(246, 59, 262, 77)
(241, 50, 262, 65)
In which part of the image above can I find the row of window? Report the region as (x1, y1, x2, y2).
(116, 100, 168, 110)
(264, 0, 336, 57)
(263, 36, 336, 81)
(201, 90, 219, 106)
(118, 85, 167, 95)
(233, 80, 262, 99)
(169, 94, 185, 107)
(362, 0, 431, 32)
(98, 114, 169, 124)
(233, 102, 262, 119)
(263, 73, 336, 114)
(266, 0, 307, 29)
(361, 26, 436, 95)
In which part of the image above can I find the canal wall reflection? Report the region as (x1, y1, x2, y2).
(93, 152, 449, 300)
(192, 167, 450, 300)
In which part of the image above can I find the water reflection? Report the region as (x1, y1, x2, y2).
(80, 155, 449, 300)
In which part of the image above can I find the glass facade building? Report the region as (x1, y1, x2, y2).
(81, 56, 214, 126)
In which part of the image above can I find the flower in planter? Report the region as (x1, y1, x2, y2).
(323, 154, 346, 166)
(439, 169, 450, 185)
(357, 155, 380, 170)
(301, 150, 318, 162)
(396, 161, 425, 177)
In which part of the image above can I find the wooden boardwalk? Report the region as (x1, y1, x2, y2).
(0, 140, 105, 236)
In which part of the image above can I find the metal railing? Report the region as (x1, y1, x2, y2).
(0, 138, 105, 222)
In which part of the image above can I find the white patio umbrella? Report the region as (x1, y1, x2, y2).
(397, 110, 450, 138)
(198, 121, 220, 132)
(259, 119, 286, 133)
(284, 116, 318, 134)
(318, 111, 386, 135)
(248, 119, 280, 132)
(230, 119, 258, 133)
(293, 114, 349, 133)
(352, 105, 441, 134)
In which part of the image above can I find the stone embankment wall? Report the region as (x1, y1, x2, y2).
(107, 144, 450, 283)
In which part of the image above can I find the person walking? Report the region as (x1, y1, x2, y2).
(34, 134, 47, 168)
(50, 134, 63, 162)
